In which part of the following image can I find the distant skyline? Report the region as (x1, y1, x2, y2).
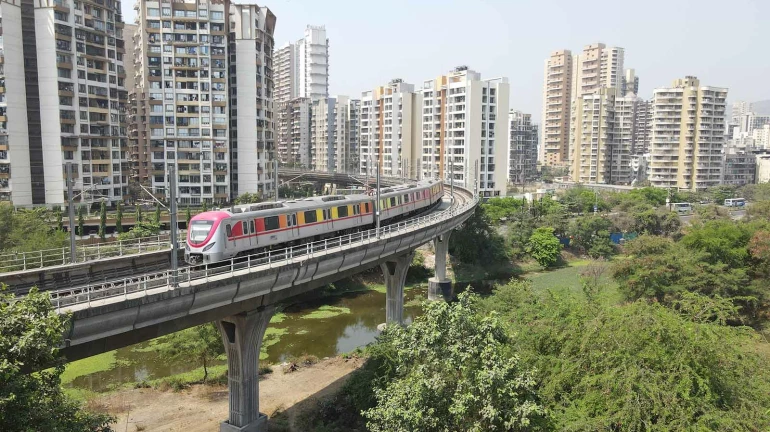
(122, 0, 770, 123)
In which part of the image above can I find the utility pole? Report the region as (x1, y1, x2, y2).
(66, 162, 76, 263)
(169, 164, 178, 288)
(375, 155, 381, 239)
(274, 159, 279, 202)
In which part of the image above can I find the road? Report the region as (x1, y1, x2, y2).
(679, 208, 746, 224)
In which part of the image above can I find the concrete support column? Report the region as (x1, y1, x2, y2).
(217, 306, 276, 432)
(380, 251, 415, 325)
(429, 232, 453, 301)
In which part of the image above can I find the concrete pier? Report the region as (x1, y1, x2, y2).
(217, 306, 276, 432)
(380, 251, 416, 325)
(428, 232, 453, 301)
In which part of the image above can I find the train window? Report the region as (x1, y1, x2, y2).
(365, 203, 370, 213)
(250, 220, 255, 234)
(390, 197, 396, 207)
(337, 206, 348, 218)
(404, 194, 409, 203)
(353, 205, 359, 215)
(226, 224, 232, 237)
(324, 209, 331, 220)
(291, 214, 297, 226)
(304, 210, 317, 223)
(264, 216, 279, 231)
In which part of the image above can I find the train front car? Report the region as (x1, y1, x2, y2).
(185, 210, 230, 265)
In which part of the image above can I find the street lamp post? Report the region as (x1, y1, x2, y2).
(66, 162, 77, 263)
(169, 164, 178, 288)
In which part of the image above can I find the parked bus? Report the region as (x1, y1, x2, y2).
(672, 202, 693, 215)
(724, 198, 746, 207)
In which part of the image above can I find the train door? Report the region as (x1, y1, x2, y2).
(284, 213, 299, 241)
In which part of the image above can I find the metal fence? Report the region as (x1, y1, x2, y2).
(0, 233, 186, 273)
(50, 188, 477, 310)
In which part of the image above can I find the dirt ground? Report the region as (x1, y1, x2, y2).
(95, 356, 364, 432)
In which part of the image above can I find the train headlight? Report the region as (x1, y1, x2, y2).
(202, 242, 216, 252)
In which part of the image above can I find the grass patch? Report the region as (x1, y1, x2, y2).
(62, 386, 100, 402)
(261, 327, 289, 361)
(300, 305, 351, 320)
(527, 264, 621, 304)
(270, 312, 288, 324)
(61, 350, 117, 385)
(149, 364, 228, 390)
(295, 329, 309, 335)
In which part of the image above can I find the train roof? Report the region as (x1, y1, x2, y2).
(205, 180, 438, 217)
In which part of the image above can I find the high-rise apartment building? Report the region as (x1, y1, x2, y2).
(731, 100, 752, 125)
(721, 149, 755, 186)
(572, 43, 624, 99)
(311, 96, 359, 173)
(131, 0, 276, 205)
(753, 124, 770, 149)
(570, 88, 631, 184)
(540, 50, 573, 167)
(273, 25, 328, 102)
(276, 97, 311, 167)
(359, 79, 422, 178)
(633, 99, 652, 154)
(421, 67, 509, 197)
(507, 110, 538, 184)
(274, 42, 296, 103)
(0, 0, 130, 206)
(621, 68, 639, 96)
(649, 76, 727, 191)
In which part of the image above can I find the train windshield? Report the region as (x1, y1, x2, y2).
(190, 220, 214, 242)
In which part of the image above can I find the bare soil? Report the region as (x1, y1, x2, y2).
(95, 356, 364, 432)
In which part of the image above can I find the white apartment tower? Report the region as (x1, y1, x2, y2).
(507, 111, 538, 184)
(276, 97, 311, 167)
(132, 0, 276, 205)
(650, 76, 727, 191)
(229, 4, 277, 200)
(273, 25, 328, 102)
(571, 43, 625, 100)
(0, 0, 130, 206)
(621, 68, 639, 96)
(570, 87, 631, 184)
(540, 50, 573, 167)
(311, 96, 359, 173)
(359, 79, 422, 178)
(421, 67, 509, 197)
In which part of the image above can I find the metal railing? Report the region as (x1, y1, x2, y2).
(50, 188, 476, 311)
(0, 233, 186, 273)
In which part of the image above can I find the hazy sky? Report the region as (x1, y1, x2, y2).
(122, 0, 770, 122)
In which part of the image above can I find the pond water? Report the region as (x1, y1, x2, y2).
(66, 286, 426, 393)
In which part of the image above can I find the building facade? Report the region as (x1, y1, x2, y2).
(131, 0, 276, 205)
(0, 0, 130, 206)
(276, 97, 311, 167)
(633, 98, 652, 154)
(571, 43, 624, 99)
(359, 79, 422, 178)
(507, 110, 538, 184)
(273, 25, 328, 103)
(421, 67, 509, 197)
(649, 76, 727, 191)
(569, 87, 631, 184)
(311, 95, 359, 173)
(621, 68, 639, 96)
(720, 149, 755, 186)
(540, 50, 573, 167)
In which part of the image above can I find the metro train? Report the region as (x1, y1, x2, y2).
(184, 180, 444, 265)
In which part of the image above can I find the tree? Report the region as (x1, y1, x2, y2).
(115, 202, 123, 234)
(708, 185, 737, 205)
(186, 205, 192, 227)
(55, 208, 64, 231)
(0, 206, 68, 253)
(233, 192, 262, 205)
(98, 201, 107, 240)
(483, 280, 770, 431)
(117, 221, 161, 240)
(448, 207, 509, 265)
(77, 205, 85, 237)
(566, 215, 612, 253)
(201, 201, 209, 212)
(158, 323, 222, 383)
(135, 205, 143, 224)
(482, 197, 527, 222)
(560, 187, 607, 214)
(154, 203, 162, 225)
(0, 286, 113, 431)
(680, 220, 752, 268)
(527, 227, 561, 268)
(363, 292, 546, 432)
